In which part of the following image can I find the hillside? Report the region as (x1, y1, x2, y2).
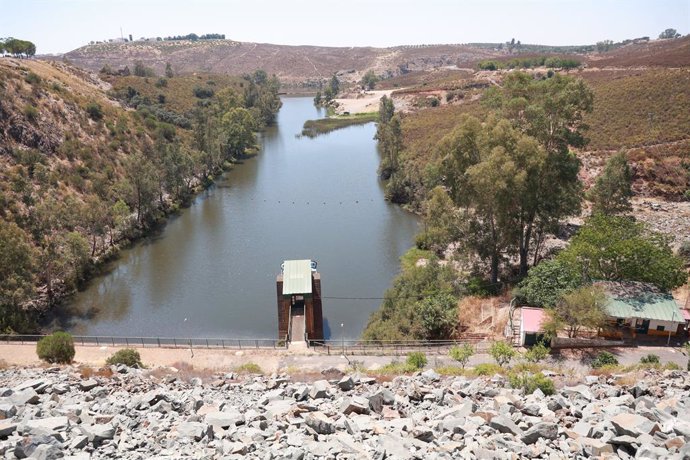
(0, 58, 280, 333)
(61, 40, 503, 90)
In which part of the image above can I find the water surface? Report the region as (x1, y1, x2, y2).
(65, 97, 419, 339)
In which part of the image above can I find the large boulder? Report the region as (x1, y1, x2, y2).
(521, 422, 558, 444)
(611, 413, 660, 437)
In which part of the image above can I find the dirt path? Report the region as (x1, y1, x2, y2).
(1, 344, 687, 374)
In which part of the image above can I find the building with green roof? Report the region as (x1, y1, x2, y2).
(598, 281, 685, 336)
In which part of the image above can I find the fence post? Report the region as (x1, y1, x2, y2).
(222, 339, 225, 349)
(141, 338, 144, 347)
(96, 337, 99, 346)
(173, 338, 176, 348)
(206, 339, 209, 349)
(125, 337, 129, 347)
(157, 338, 161, 347)
(239, 340, 242, 350)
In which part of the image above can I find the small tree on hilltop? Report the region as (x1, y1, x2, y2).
(659, 28, 681, 39)
(587, 151, 633, 215)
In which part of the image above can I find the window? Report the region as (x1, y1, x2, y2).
(656, 325, 665, 332)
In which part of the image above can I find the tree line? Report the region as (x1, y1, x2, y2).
(365, 70, 687, 341)
(0, 38, 36, 58)
(0, 68, 281, 334)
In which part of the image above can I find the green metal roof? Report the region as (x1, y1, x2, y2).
(601, 282, 683, 322)
(282, 260, 313, 296)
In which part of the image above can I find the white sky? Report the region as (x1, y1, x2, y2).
(1, 0, 688, 55)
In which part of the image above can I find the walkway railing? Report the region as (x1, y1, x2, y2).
(307, 338, 492, 355)
(0, 335, 288, 350)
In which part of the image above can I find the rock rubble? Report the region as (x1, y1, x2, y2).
(0, 365, 689, 459)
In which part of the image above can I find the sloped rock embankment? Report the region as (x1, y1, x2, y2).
(0, 366, 689, 459)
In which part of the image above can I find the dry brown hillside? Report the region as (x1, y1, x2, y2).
(61, 40, 502, 89)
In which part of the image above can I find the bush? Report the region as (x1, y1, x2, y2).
(509, 372, 555, 395)
(24, 72, 42, 85)
(85, 102, 103, 121)
(23, 104, 38, 122)
(193, 86, 214, 99)
(406, 352, 427, 370)
(106, 348, 143, 367)
(591, 351, 618, 368)
(472, 363, 503, 376)
(490, 341, 517, 367)
(234, 362, 263, 374)
(449, 344, 474, 369)
(36, 332, 75, 364)
(524, 342, 550, 363)
(639, 354, 660, 364)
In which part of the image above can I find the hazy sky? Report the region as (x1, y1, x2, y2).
(1, 0, 688, 54)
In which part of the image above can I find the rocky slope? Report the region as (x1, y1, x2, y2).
(61, 40, 502, 89)
(0, 365, 689, 459)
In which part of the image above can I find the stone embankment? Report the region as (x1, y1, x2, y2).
(0, 365, 689, 459)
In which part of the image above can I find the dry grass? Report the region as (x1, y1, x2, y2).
(79, 365, 114, 379)
(146, 361, 218, 383)
(234, 362, 263, 375)
(457, 295, 510, 339)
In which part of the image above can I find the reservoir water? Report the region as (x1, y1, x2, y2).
(64, 97, 419, 340)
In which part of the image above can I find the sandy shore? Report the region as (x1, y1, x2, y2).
(334, 89, 397, 114)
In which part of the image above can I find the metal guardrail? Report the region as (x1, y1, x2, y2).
(0, 335, 288, 350)
(307, 339, 493, 356)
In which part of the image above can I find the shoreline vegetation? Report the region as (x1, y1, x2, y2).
(0, 60, 282, 334)
(300, 112, 378, 138)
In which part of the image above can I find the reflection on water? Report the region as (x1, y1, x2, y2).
(63, 97, 418, 339)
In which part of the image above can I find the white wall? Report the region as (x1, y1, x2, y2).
(648, 319, 683, 333)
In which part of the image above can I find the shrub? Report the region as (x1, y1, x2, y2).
(406, 352, 427, 370)
(193, 86, 214, 99)
(36, 332, 75, 364)
(473, 363, 503, 376)
(591, 351, 618, 368)
(509, 372, 555, 395)
(155, 78, 168, 88)
(23, 104, 38, 122)
(639, 354, 660, 365)
(24, 72, 41, 85)
(489, 341, 517, 367)
(449, 344, 474, 368)
(524, 342, 550, 363)
(235, 362, 263, 374)
(85, 102, 103, 121)
(106, 348, 143, 367)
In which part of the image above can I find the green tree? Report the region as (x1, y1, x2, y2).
(362, 257, 459, 341)
(489, 341, 517, 367)
(587, 151, 633, 215)
(36, 332, 75, 364)
(558, 214, 687, 290)
(0, 219, 37, 332)
(659, 28, 681, 39)
(417, 293, 457, 339)
(417, 186, 460, 253)
(313, 91, 322, 106)
(517, 258, 583, 307)
(482, 72, 592, 275)
(123, 153, 158, 225)
(524, 341, 550, 362)
(221, 107, 256, 159)
(449, 343, 474, 368)
(543, 285, 607, 338)
(329, 75, 340, 97)
(165, 62, 174, 78)
(361, 70, 379, 90)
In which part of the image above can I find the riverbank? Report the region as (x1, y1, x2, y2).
(334, 89, 397, 114)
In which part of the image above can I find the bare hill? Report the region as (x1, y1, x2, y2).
(61, 40, 501, 89)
